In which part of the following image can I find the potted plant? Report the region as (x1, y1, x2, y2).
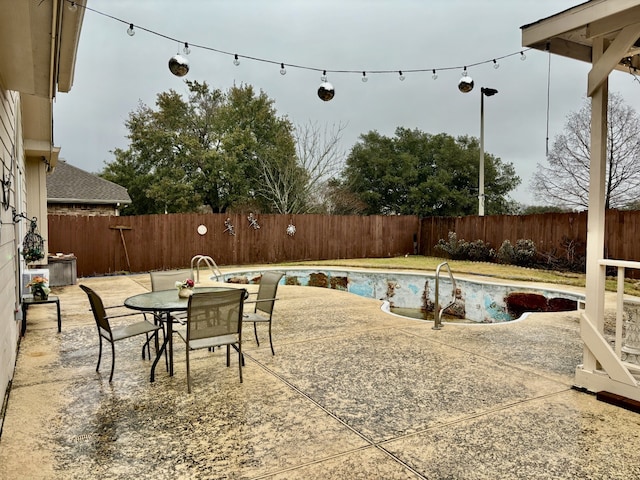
(175, 278, 195, 298)
(26, 276, 51, 301)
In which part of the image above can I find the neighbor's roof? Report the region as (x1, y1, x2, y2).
(47, 160, 131, 205)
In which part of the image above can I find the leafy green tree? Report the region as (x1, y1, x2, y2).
(101, 81, 297, 214)
(339, 128, 520, 217)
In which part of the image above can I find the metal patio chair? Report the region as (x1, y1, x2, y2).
(80, 284, 162, 382)
(176, 288, 246, 393)
(243, 271, 284, 355)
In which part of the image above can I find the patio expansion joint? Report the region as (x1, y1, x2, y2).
(244, 352, 432, 479)
(376, 388, 575, 448)
(400, 327, 577, 388)
(258, 324, 399, 349)
(248, 444, 431, 480)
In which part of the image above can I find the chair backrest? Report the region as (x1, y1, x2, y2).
(79, 284, 111, 335)
(150, 269, 194, 292)
(186, 289, 246, 342)
(255, 271, 284, 315)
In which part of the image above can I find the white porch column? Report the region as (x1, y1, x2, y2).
(582, 37, 608, 372)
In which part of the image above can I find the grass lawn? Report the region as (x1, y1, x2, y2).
(283, 255, 640, 297)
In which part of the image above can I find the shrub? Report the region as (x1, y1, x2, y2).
(496, 240, 515, 264)
(497, 239, 537, 267)
(513, 239, 537, 267)
(466, 239, 495, 262)
(435, 232, 468, 260)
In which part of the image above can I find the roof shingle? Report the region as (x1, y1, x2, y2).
(47, 160, 131, 205)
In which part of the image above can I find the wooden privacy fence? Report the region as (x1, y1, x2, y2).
(419, 210, 640, 263)
(47, 213, 420, 277)
(47, 210, 640, 278)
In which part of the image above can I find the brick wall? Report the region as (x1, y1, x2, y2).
(48, 203, 119, 216)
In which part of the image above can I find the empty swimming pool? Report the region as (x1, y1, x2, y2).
(220, 267, 584, 324)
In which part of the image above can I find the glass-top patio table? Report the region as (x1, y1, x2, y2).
(125, 287, 235, 382)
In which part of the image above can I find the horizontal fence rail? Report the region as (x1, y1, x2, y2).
(419, 210, 640, 276)
(46, 210, 640, 278)
(47, 213, 420, 277)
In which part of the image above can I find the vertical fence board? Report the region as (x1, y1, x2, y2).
(48, 211, 639, 278)
(48, 214, 420, 277)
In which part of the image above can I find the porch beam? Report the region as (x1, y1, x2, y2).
(588, 23, 640, 96)
(522, 0, 640, 47)
(586, 6, 640, 38)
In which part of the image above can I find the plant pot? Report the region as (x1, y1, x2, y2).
(32, 285, 49, 301)
(178, 287, 193, 298)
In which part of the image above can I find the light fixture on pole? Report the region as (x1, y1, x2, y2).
(479, 87, 498, 216)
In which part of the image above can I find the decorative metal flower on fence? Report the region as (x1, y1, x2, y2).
(247, 213, 260, 230)
(223, 218, 236, 236)
(286, 224, 296, 236)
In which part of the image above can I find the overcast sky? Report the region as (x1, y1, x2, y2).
(54, 0, 640, 206)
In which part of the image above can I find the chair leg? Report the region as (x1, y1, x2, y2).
(253, 322, 260, 346)
(142, 333, 151, 359)
(96, 336, 103, 372)
(164, 326, 169, 372)
(232, 344, 243, 383)
(109, 342, 116, 382)
(268, 321, 275, 356)
(186, 348, 191, 394)
(226, 345, 230, 367)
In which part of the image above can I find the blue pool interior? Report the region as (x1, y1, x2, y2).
(221, 268, 585, 323)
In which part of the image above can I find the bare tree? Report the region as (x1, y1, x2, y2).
(259, 120, 347, 213)
(295, 120, 348, 212)
(531, 92, 640, 210)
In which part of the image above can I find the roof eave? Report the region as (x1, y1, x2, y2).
(48, 199, 132, 205)
(522, 0, 640, 72)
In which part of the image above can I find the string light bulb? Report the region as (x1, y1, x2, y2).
(398, 70, 405, 81)
(493, 59, 499, 69)
(61, 3, 540, 87)
(183, 42, 191, 55)
(280, 63, 287, 75)
(168, 54, 189, 77)
(458, 67, 474, 93)
(321, 70, 328, 82)
(362, 72, 368, 83)
(233, 54, 240, 66)
(318, 81, 335, 101)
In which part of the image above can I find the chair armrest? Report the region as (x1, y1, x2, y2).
(106, 312, 149, 320)
(244, 297, 278, 305)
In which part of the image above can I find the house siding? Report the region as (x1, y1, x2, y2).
(0, 86, 25, 409)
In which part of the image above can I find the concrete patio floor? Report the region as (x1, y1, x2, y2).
(1, 270, 640, 479)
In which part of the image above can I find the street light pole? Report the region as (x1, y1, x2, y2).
(479, 87, 498, 216)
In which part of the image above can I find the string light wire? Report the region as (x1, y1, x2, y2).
(73, 0, 534, 79)
(545, 44, 552, 156)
